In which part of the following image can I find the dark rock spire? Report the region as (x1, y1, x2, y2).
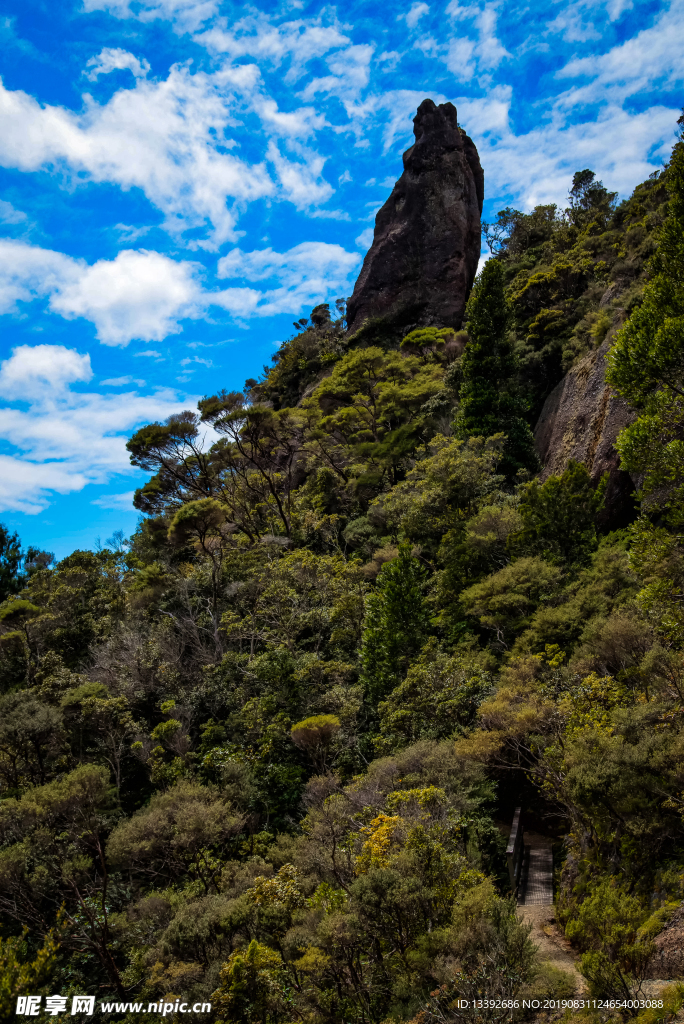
(346, 98, 484, 337)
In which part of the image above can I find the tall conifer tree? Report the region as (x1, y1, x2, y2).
(457, 259, 538, 478)
(360, 543, 431, 702)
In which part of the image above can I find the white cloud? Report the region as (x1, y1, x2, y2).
(100, 375, 146, 386)
(402, 3, 430, 29)
(254, 97, 327, 139)
(300, 44, 375, 115)
(0, 238, 361, 340)
(0, 241, 205, 346)
(543, 0, 602, 43)
(606, 0, 634, 19)
(556, 0, 684, 103)
(461, 92, 677, 211)
(443, 1, 510, 74)
(196, 16, 349, 82)
(82, 0, 218, 33)
(215, 241, 360, 317)
(266, 141, 333, 207)
(0, 457, 89, 515)
(0, 57, 345, 245)
(0, 67, 274, 246)
(0, 344, 191, 513)
(179, 355, 212, 368)
(85, 48, 150, 80)
(0, 240, 81, 314)
(50, 249, 203, 346)
(0, 199, 26, 225)
(355, 227, 374, 249)
(91, 491, 136, 509)
(0, 344, 92, 399)
(542, 0, 636, 42)
(114, 223, 152, 243)
(446, 37, 477, 80)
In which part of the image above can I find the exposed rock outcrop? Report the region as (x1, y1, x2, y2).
(346, 99, 484, 337)
(533, 341, 637, 525)
(646, 904, 684, 979)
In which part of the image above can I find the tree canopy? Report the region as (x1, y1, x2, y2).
(1, 138, 684, 1021)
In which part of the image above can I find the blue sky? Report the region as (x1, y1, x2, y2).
(0, 0, 680, 557)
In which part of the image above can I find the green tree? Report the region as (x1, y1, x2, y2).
(377, 642, 491, 750)
(212, 939, 292, 1024)
(0, 691, 64, 791)
(0, 525, 24, 602)
(460, 556, 563, 649)
(128, 399, 305, 542)
(566, 169, 617, 229)
(606, 113, 684, 639)
(360, 544, 431, 702)
(290, 714, 341, 773)
(456, 260, 538, 477)
(0, 765, 124, 995)
(566, 879, 654, 1002)
(510, 460, 607, 565)
(307, 345, 444, 491)
(0, 924, 63, 1022)
(607, 114, 684, 507)
(107, 780, 245, 893)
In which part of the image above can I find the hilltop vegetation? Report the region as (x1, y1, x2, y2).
(1, 117, 684, 1024)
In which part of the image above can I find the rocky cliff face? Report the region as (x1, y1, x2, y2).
(646, 903, 684, 979)
(534, 340, 637, 525)
(346, 99, 484, 337)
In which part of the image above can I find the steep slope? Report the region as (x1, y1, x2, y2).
(491, 169, 669, 515)
(534, 340, 637, 525)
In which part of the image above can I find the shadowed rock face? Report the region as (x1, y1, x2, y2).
(646, 902, 684, 979)
(346, 98, 484, 337)
(534, 340, 637, 527)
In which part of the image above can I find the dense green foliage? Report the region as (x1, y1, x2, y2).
(456, 259, 537, 478)
(2, 120, 684, 1023)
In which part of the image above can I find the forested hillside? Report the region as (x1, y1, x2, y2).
(1, 115, 684, 1024)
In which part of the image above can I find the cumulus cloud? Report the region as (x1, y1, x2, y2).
(0, 238, 362, 341)
(215, 241, 361, 317)
(0, 344, 92, 399)
(50, 249, 203, 346)
(85, 48, 150, 80)
(0, 240, 81, 314)
(0, 344, 191, 513)
(0, 241, 205, 346)
(3, 0, 679, 346)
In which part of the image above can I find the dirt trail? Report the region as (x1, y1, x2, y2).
(516, 833, 678, 1001)
(518, 903, 586, 993)
(516, 832, 585, 992)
